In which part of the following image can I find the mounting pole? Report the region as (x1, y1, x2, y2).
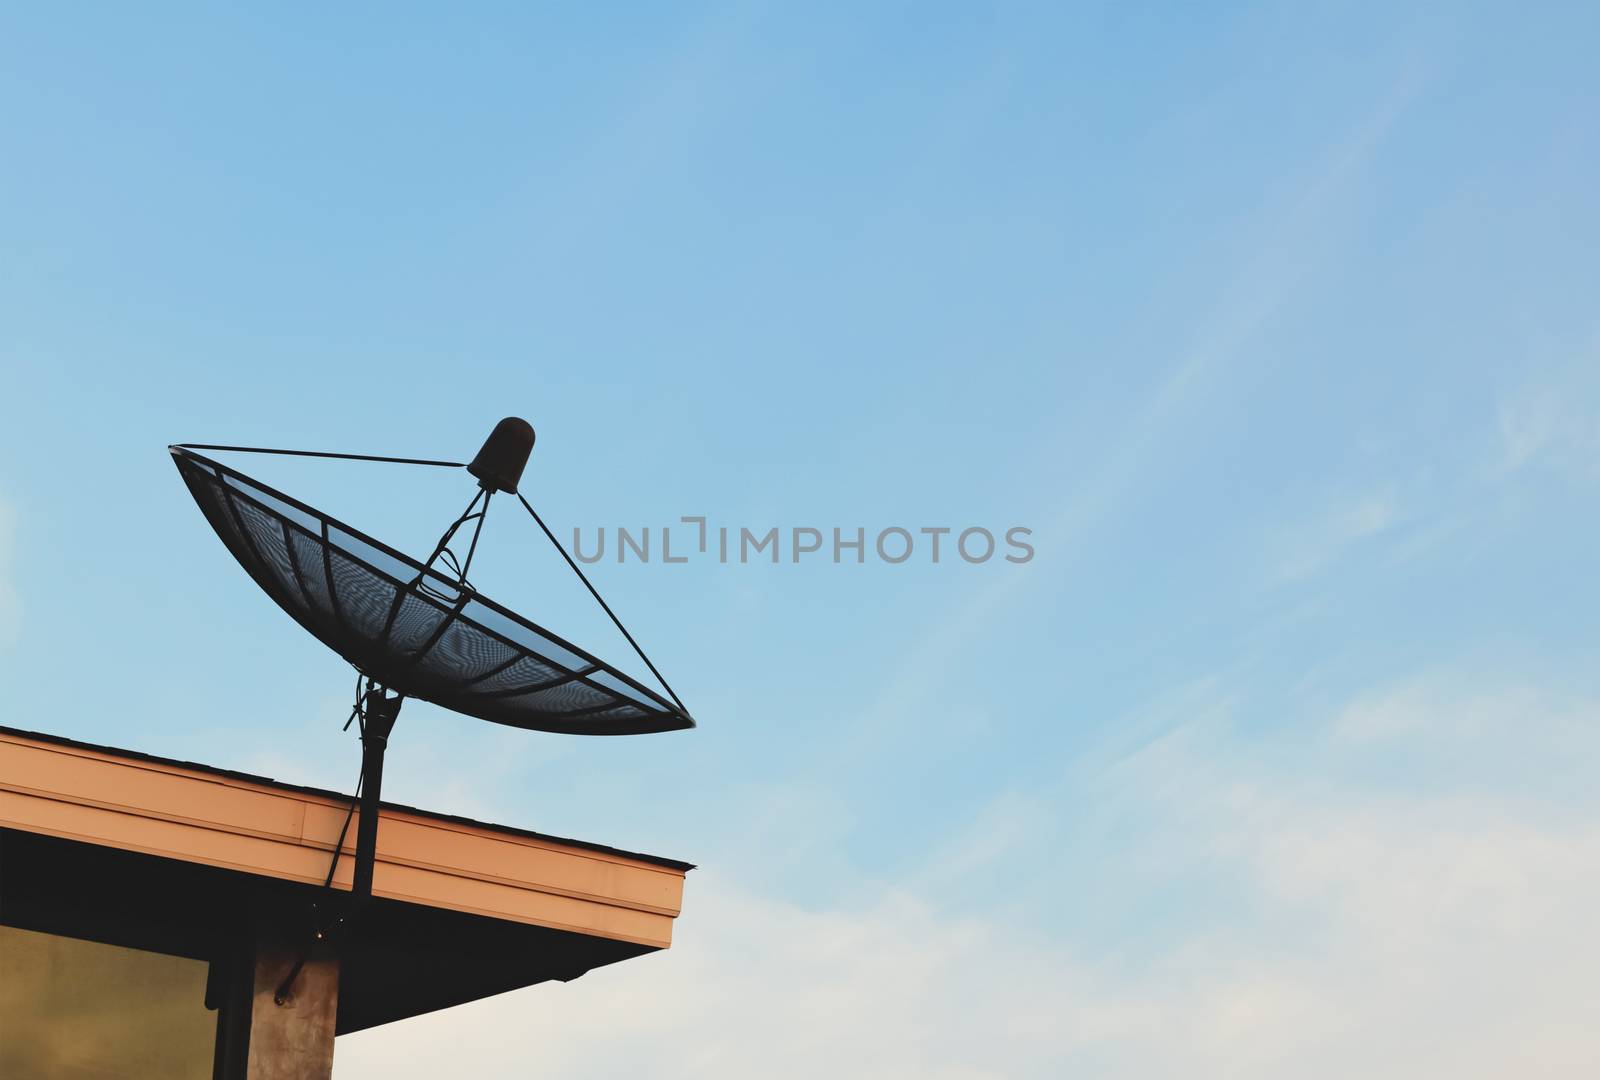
(351, 687, 401, 906)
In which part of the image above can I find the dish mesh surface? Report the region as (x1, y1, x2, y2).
(173, 448, 692, 736)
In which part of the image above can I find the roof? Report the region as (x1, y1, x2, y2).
(0, 724, 692, 872)
(0, 724, 694, 1033)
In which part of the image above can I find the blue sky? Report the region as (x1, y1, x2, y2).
(2, 3, 1598, 1076)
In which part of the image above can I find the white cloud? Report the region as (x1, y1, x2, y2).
(1333, 677, 1586, 746)
(335, 674, 1600, 1079)
(0, 492, 21, 647)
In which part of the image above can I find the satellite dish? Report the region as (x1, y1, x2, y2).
(170, 447, 689, 736)
(169, 419, 693, 1000)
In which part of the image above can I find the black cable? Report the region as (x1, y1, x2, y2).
(515, 492, 689, 716)
(457, 490, 492, 583)
(275, 681, 369, 1005)
(175, 443, 466, 468)
(342, 671, 364, 732)
(415, 489, 490, 601)
(273, 765, 363, 1005)
(420, 489, 486, 574)
(321, 772, 363, 891)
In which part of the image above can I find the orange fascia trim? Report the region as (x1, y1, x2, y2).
(0, 732, 685, 949)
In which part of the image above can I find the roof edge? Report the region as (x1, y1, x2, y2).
(0, 725, 694, 873)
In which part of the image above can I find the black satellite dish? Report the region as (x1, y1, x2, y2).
(170, 419, 693, 1000)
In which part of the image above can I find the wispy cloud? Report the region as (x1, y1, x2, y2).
(1497, 342, 1600, 480)
(1270, 486, 1400, 584)
(336, 668, 1600, 1078)
(850, 70, 1425, 741)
